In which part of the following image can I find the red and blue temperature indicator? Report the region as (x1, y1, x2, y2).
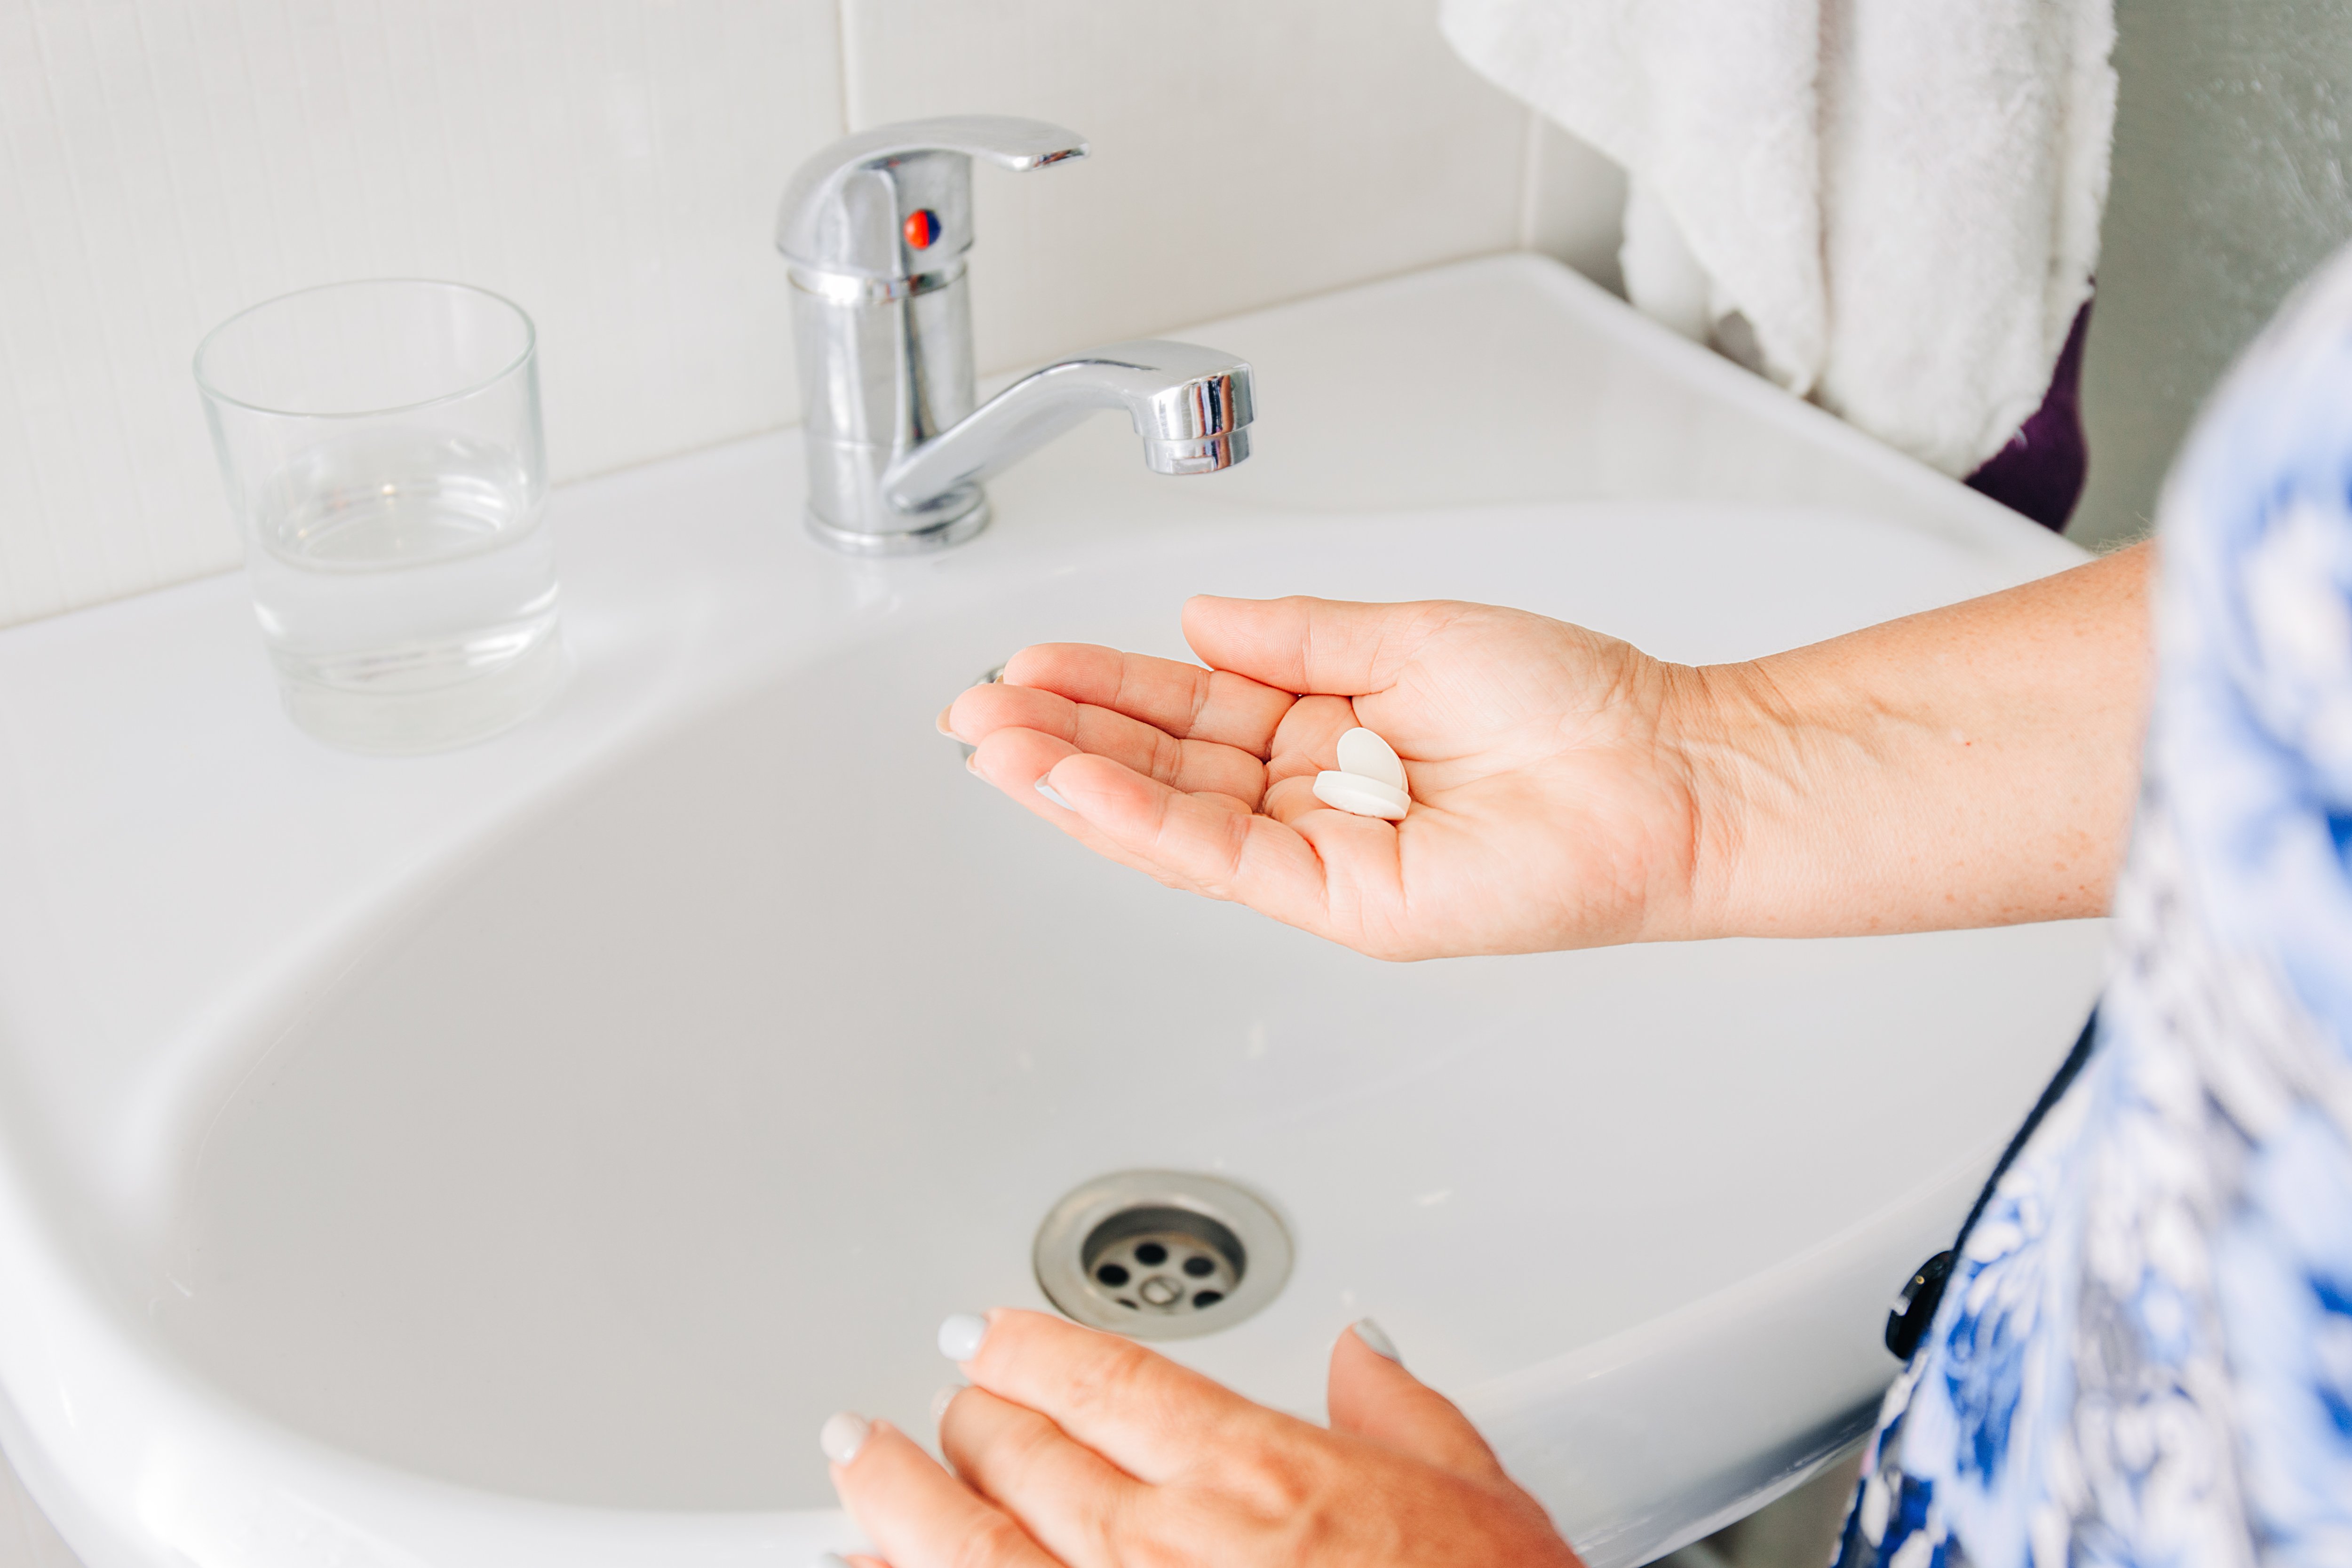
(903, 208, 941, 250)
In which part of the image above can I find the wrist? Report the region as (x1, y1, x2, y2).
(1655, 657, 1804, 943)
(1649, 547, 2152, 944)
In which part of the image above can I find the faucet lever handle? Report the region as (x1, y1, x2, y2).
(777, 116, 1088, 280)
(898, 115, 1090, 173)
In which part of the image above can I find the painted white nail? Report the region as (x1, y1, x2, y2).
(1352, 1318, 1402, 1364)
(1312, 771, 1410, 820)
(938, 1312, 989, 1362)
(1035, 778, 1073, 809)
(1336, 727, 1407, 790)
(818, 1411, 871, 1465)
(931, 1384, 964, 1424)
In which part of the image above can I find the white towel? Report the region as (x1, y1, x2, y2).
(1442, 0, 2116, 478)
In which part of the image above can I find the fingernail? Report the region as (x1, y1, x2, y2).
(936, 705, 956, 736)
(965, 754, 979, 774)
(1035, 778, 1072, 810)
(818, 1410, 871, 1465)
(1352, 1318, 1402, 1364)
(938, 1312, 989, 1362)
(930, 1384, 963, 1423)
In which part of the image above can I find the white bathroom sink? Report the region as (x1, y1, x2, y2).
(0, 256, 2102, 1568)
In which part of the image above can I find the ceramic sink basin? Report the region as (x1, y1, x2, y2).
(0, 255, 2104, 1568)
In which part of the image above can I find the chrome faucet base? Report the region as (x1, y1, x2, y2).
(804, 491, 990, 556)
(778, 118, 1255, 557)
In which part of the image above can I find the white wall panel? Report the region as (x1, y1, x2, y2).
(2074, 0, 2352, 548)
(1521, 117, 1625, 298)
(0, 0, 842, 627)
(839, 0, 1531, 376)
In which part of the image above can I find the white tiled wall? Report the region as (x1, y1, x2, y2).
(843, 0, 1529, 371)
(0, 0, 1621, 629)
(0, 0, 840, 626)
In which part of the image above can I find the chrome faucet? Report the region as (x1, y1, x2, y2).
(776, 117, 1255, 554)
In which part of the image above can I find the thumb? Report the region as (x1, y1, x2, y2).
(1327, 1321, 1510, 1486)
(1182, 595, 1448, 698)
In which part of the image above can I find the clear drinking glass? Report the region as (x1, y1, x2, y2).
(194, 279, 569, 754)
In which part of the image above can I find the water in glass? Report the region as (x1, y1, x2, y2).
(246, 430, 559, 695)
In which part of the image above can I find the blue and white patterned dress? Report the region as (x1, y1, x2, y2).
(1831, 249, 2352, 1568)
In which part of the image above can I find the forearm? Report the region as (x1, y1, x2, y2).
(1673, 541, 2153, 939)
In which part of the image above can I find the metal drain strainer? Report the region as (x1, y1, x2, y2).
(1033, 1170, 1292, 1340)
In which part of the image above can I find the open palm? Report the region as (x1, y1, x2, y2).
(944, 595, 1713, 960)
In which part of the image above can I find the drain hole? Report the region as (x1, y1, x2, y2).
(1076, 1205, 1246, 1323)
(1035, 1172, 1293, 1341)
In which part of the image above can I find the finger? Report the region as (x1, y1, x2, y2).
(948, 680, 1268, 803)
(992, 739, 1423, 958)
(948, 1309, 1273, 1484)
(1258, 771, 1415, 836)
(1327, 1323, 1510, 1487)
(939, 1386, 1141, 1568)
(999, 643, 1297, 755)
(1182, 596, 1462, 698)
(966, 727, 1249, 897)
(1264, 693, 1361, 789)
(1016, 748, 1341, 932)
(828, 1417, 1057, 1568)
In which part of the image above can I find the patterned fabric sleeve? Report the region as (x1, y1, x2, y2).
(1831, 247, 2352, 1568)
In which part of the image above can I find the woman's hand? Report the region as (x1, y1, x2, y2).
(945, 595, 1712, 959)
(944, 549, 2153, 957)
(819, 1308, 1582, 1568)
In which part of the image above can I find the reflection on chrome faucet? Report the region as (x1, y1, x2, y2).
(777, 117, 1255, 555)
(882, 340, 1252, 511)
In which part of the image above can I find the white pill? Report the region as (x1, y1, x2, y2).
(1312, 770, 1410, 820)
(1335, 726, 1407, 790)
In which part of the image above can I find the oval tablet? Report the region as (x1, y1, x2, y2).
(1312, 770, 1410, 820)
(1335, 727, 1407, 790)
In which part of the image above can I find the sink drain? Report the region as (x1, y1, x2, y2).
(1033, 1171, 1292, 1340)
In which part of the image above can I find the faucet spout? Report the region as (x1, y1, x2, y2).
(884, 340, 1254, 514)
